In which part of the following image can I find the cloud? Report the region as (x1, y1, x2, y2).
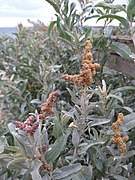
(0, 0, 55, 18)
(0, 0, 56, 26)
(0, 0, 44, 10)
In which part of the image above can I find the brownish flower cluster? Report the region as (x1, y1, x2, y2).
(62, 40, 100, 87)
(15, 115, 39, 136)
(41, 91, 58, 116)
(15, 91, 58, 136)
(112, 113, 129, 153)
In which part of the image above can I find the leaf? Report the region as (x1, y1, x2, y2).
(94, 159, 103, 171)
(4, 146, 24, 155)
(78, 140, 104, 155)
(45, 130, 70, 163)
(69, 2, 76, 16)
(30, 160, 42, 180)
(107, 94, 124, 104)
(95, 2, 126, 12)
(123, 150, 135, 159)
(53, 116, 63, 139)
(41, 127, 48, 146)
(113, 175, 128, 180)
(53, 163, 82, 180)
(45, 0, 60, 14)
(0, 136, 7, 153)
(72, 128, 80, 147)
(73, 172, 86, 180)
(84, 15, 100, 21)
(97, 14, 129, 30)
(121, 113, 135, 131)
(88, 118, 110, 127)
(64, 0, 69, 15)
(127, 0, 135, 22)
(30, 99, 41, 104)
(84, 165, 93, 180)
(7, 158, 28, 170)
(111, 42, 134, 60)
(123, 106, 133, 113)
(42, 172, 51, 180)
(48, 21, 57, 35)
(110, 86, 135, 94)
(66, 88, 79, 104)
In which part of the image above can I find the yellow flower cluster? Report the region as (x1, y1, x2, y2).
(62, 40, 100, 87)
(112, 113, 129, 153)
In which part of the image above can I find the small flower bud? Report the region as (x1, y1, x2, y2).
(42, 145, 47, 152)
(38, 114, 46, 119)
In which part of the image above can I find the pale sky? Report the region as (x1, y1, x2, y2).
(0, 0, 128, 27)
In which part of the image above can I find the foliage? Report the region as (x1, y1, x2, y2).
(0, 0, 135, 179)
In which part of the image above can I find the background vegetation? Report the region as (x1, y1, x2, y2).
(0, 0, 135, 179)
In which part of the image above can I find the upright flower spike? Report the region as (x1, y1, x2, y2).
(62, 40, 100, 87)
(112, 113, 129, 153)
(41, 91, 58, 117)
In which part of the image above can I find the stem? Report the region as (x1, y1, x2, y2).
(79, 86, 87, 135)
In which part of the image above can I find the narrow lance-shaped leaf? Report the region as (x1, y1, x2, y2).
(45, 0, 60, 14)
(110, 86, 135, 94)
(127, 0, 135, 22)
(121, 113, 135, 131)
(45, 130, 70, 163)
(95, 2, 126, 12)
(107, 94, 124, 104)
(53, 116, 63, 139)
(30, 160, 42, 180)
(111, 42, 134, 61)
(53, 163, 82, 180)
(113, 175, 128, 180)
(47, 21, 57, 35)
(78, 140, 105, 155)
(7, 158, 28, 170)
(73, 172, 86, 180)
(88, 118, 110, 127)
(97, 14, 129, 30)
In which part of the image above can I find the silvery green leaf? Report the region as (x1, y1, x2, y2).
(78, 140, 104, 155)
(102, 79, 107, 93)
(66, 88, 79, 104)
(45, 129, 70, 163)
(53, 163, 82, 180)
(42, 172, 51, 180)
(73, 172, 85, 180)
(123, 150, 135, 159)
(53, 117, 63, 139)
(94, 159, 103, 171)
(110, 86, 135, 94)
(107, 94, 124, 104)
(41, 127, 48, 146)
(121, 113, 135, 131)
(0, 136, 7, 153)
(123, 106, 133, 113)
(30, 99, 41, 104)
(34, 124, 41, 148)
(88, 118, 110, 127)
(7, 158, 28, 170)
(113, 175, 128, 180)
(82, 165, 93, 180)
(30, 160, 42, 180)
(72, 128, 80, 147)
